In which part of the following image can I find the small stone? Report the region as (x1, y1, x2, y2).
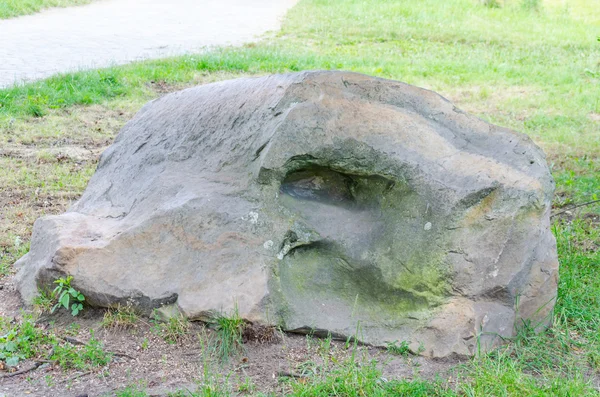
(424, 222, 432, 231)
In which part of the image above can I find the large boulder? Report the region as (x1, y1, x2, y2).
(15, 71, 559, 357)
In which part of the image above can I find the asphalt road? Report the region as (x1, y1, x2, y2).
(0, 0, 297, 87)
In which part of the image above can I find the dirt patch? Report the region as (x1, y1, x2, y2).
(0, 282, 461, 396)
(0, 145, 105, 163)
(588, 113, 600, 123)
(447, 85, 542, 118)
(1, 104, 133, 147)
(0, 171, 83, 248)
(0, 102, 132, 251)
(0, 278, 22, 318)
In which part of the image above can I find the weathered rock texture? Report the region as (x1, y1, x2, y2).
(16, 71, 559, 357)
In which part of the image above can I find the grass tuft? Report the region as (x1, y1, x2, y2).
(101, 304, 140, 330)
(153, 314, 190, 345)
(386, 340, 411, 357)
(214, 305, 246, 362)
(32, 289, 54, 314)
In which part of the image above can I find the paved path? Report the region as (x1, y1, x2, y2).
(0, 0, 297, 88)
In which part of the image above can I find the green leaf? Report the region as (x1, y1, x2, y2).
(71, 303, 83, 316)
(4, 341, 17, 352)
(5, 356, 19, 367)
(59, 293, 70, 309)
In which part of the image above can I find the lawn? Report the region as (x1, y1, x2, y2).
(0, 0, 599, 395)
(0, 0, 92, 19)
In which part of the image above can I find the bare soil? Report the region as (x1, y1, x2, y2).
(0, 279, 460, 396)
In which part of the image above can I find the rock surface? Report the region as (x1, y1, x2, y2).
(15, 71, 559, 357)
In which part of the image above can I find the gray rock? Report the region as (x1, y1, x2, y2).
(15, 71, 558, 357)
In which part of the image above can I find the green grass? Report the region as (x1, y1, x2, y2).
(0, 157, 94, 193)
(555, 219, 600, 360)
(32, 289, 54, 313)
(0, 316, 111, 370)
(101, 304, 140, 330)
(1, 0, 598, 159)
(152, 313, 190, 344)
(0, 315, 53, 366)
(0, 235, 29, 276)
(553, 157, 600, 208)
(0, 0, 92, 19)
(113, 386, 149, 397)
(287, 356, 456, 397)
(213, 306, 246, 362)
(284, 342, 457, 397)
(51, 331, 112, 370)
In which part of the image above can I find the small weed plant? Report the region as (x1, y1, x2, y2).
(237, 377, 256, 394)
(0, 316, 111, 370)
(51, 276, 85, 316)
(162, 315, 190, 344)
(386, 340, 411, 356)
(65, 322, 81, 336)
